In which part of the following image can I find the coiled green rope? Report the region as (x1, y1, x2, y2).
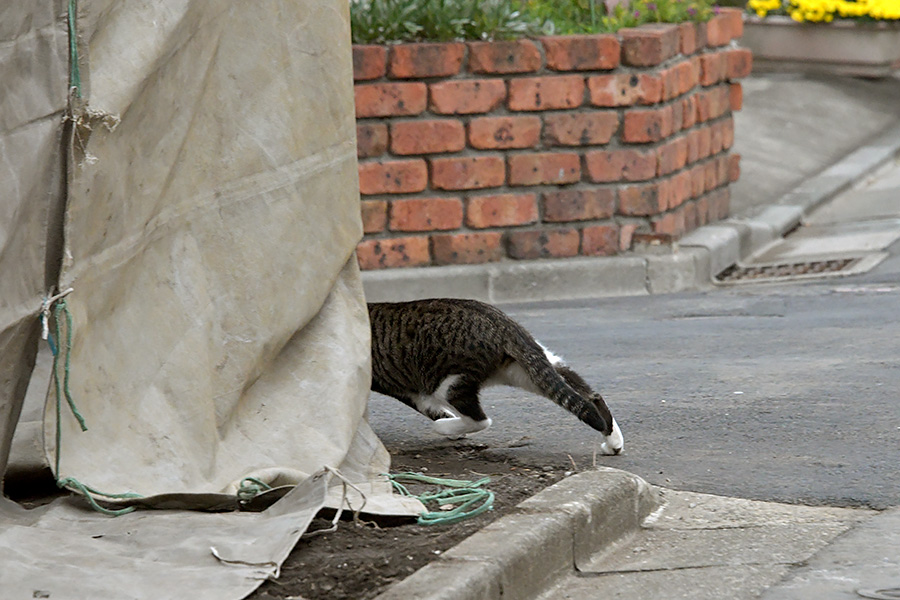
(49, 299, 141, 516)
(237, 477, 274, 502)
(386, 472, 494, 526)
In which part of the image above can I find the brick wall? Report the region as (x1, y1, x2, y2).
(353, 8, 750, 270)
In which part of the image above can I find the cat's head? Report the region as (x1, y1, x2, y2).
(592, 393, 624, 455)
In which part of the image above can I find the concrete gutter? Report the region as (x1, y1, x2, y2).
(364, 124, 900, 304)
(373, 468, 659, 600)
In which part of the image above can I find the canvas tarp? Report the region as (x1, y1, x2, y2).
(0, 2, 420, 598)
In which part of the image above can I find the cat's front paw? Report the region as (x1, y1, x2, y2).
(433, 416, 492, 438)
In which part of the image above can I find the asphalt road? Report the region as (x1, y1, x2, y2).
(369, 242, 900, 510)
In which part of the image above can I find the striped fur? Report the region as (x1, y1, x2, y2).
(368, 298, 622, 452)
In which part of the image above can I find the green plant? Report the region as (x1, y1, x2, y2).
(349, 0, 719, 44)
(349, 0, 542, 43)
(519, 0, 717, 33)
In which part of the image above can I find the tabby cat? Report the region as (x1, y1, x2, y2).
(368, 298, 624, 455)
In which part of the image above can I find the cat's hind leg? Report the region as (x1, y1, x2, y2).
(433, 377, 492, 438)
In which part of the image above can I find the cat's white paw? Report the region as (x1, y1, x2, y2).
(433, 416, 492, 438)
(598, 418, 624, 455)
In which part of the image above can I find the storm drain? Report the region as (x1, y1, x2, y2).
(716, 258, 859, 283)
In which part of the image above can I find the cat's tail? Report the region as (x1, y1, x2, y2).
(506, 335, 611, 435)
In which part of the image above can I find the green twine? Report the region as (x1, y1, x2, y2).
(49, 298, 142, 517)
(237, 477, 274, 502)
(67, 0, 82, 98)
(386, 472, 494, 526)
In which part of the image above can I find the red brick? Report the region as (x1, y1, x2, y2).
(468, 116, 541, 150)
(543, 112, 619, 146)
(729, 82, 743, 112)
(389, 197, 463, 232)
(508, 152, 581, 186)
(726, 48, 753, 80)
(710, 121, 724, 154)
(357, 123, 388, 158)
(679, 23, 698, 56)
(728, 153, 741, 183)
(623, 106, 674, 143)
(355, 82, 427, 118)
(687, 129, 700, 163)
(722, 117, 735, 149)
(585, 148, 657, 182)
(432, 232, 504, 265)
(717, 155, 731, 187)
(360, 200, 387, 233)
(720, 8, 745, 41)
(660, 67, 680, 102)
(705, 160, 718, 190)
(357, 236, 430, 269)
(619, 24, 680, 66)
(697, 21, 709, 47)
(619, 182, 666, 216)
(696, 126, 712, 159)
(581, 224, 620, 256)
(695, 89, 711, 122)
(541, 35, 620, 71)
(709, 187, 731, 220)
(619, 223, 639, 251)
(699, 86, 730, 121)
(696, 195, 710, 225)
(359, 159, 428, 195)
(588, 73, 661, 107)
(390, 120, 465, 155)
(389, 42, 464, 78)
(706, 13, 735, 47)
(466, 193, 538, 228)
(699, 52, 727, 86)
(668, 171, 693, 209)
(543, 189, 616, 222)
(429, 79, 507, 115)
(670, 60, 699, 97)
(508, 75, 585, 111)
(430, 156, 505, 190)
(507, 228, 580, 260)
(657, 136, 689, 176)
(690, 164, 706, 198)
(671, 100, 685, 132)
(684, 201, 700, 232)
(353, 45, 387, 81)
(653, 208, 686, 237)
(682, 94, 698, 129)
(468, 40, 542, 74)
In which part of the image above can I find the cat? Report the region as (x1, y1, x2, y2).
(368, 298, 624, 455)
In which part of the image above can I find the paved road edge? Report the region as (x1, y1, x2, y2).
(373, 468, 659, 600)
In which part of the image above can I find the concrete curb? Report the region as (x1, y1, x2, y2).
(363, 124, 900, 304)
(374, 468, 659, 600)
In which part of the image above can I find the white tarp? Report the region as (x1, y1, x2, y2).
(0, 2, 419, 598)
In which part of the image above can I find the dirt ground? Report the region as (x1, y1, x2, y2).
(3, 439, 569, 600)
(249, 439, 570, 600)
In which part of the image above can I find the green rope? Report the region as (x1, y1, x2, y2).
(237, 477, 274, 502)
(386, 472, 494, 526)
(67, 0, 82, 98)
(49, 298, 142, 517)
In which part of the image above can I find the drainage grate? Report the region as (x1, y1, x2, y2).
(716, 258, 858, 283)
